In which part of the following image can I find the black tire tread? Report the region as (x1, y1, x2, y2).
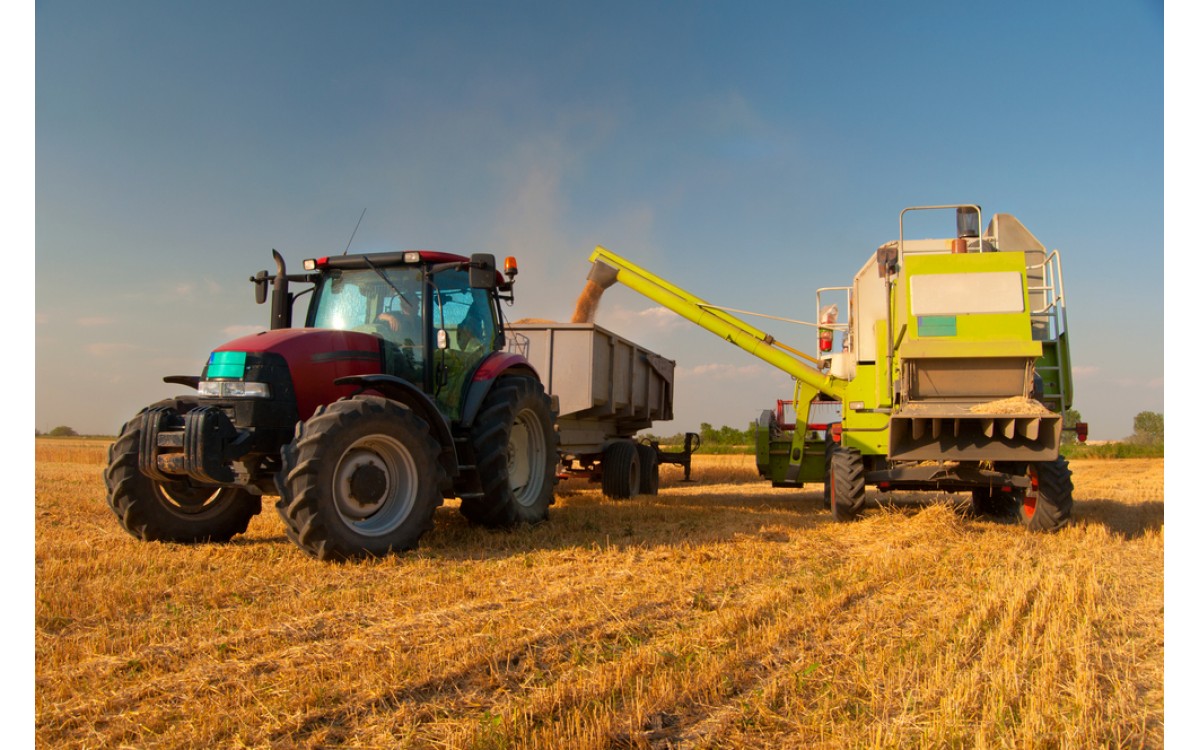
(601, 440, 640, 500)
(275, 396, 446, 560)
(829, 446, 866, 522)
(104, 405, 261, 543)
(459, 377, 557, 528)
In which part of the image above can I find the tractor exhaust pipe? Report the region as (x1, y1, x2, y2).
(270, 249, 292, 330)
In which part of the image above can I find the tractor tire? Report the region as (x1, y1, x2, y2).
(276, 396, 446, 560)
(828, 446, 866, 522)
(636, 443, 660, 496)
(1012, 456, 1074, 532)
(601, 440, 641, 500)
(104, 405, 261, 543)
(458, 376, 557, 528)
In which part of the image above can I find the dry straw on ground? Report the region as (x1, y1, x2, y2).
(36, 439, 1163, 748)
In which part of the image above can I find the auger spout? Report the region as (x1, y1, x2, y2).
(587, 246, 847, 401)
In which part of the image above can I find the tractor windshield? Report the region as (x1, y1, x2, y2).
(308, 267, 427, 383)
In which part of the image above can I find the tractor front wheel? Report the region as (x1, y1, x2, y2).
(276, 396, 445, 560)
(828, 445, 866, 522)
(104, 405, 261, 543)
(459, 376, 557, 527)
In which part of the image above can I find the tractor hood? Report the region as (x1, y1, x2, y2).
(208, 328, 384, 420)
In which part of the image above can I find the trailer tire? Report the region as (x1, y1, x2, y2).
(459, 376, 557, 528)
(636, 443, 659, 496)
(1013, 456, 1074, 532)
(105, 404, 261, 543)
(276, 397, 445, 560)
(829, 446, 866, 522)
(602, 440, 641, 500)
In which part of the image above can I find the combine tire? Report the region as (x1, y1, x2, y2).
(601, 440, 640, 499)
(459, 376, 557, 527)
(822, 429, 836, 506)
(636, 443, 659, 496)
(1012, 456, 1074, 532)
(276, 396, 445, 560)
(828, 446, 866, 522)
(104, 405, 261, 543)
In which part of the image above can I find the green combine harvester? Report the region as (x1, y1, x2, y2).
(586, 205, 1084, 531)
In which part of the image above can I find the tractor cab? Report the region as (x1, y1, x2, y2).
(300, 252, 506, 419)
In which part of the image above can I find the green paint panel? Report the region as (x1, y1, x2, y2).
(918, 315, 957, 337)
(207, 351, 246, 379)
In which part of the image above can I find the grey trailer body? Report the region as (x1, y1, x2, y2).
(505, 322, 682, 498)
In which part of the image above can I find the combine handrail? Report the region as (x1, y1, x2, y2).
(587, 246, 847, 400)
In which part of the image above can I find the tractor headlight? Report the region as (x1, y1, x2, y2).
(198, 380, 272, 398)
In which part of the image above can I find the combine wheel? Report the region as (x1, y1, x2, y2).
(276, 396, 445, 560)
(822, 428, 837, 506)
(1011, 456, 1074, 532)
(459, 376, 557, 527)
(104, 404, 261, 543)
(601, 440, 641, 500)
(636, 443, 659, 496)
(828, 446, 866, 522)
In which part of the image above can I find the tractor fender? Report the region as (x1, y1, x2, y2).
(459, 352, 542, 428)
(332, 374, 459, 480)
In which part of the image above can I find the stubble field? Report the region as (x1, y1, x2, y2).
(35, 439, 1163, 748)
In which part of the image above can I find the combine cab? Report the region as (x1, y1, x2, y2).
(587, 205, 1082, 530)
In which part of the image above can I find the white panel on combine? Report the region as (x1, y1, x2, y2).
(910, 272, 1024, 316)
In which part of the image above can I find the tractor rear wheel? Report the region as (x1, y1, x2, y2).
(459, 376, 557, 527)
(105, 405, 261, 543)
(1011, 456, 1074, 532)
(828, 446, 866, 522)
(276, 396, 445, 560)
(636, 443, 659, 496)
(601, 440, 640, 499)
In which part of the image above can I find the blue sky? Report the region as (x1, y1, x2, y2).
(34, 0, 1164, 439)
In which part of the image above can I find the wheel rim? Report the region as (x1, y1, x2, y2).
(157, 482, 233, 517)
(331, 434, 419, 536)
(1021, 467, 1040, 520)
(508, 407, 547, 508)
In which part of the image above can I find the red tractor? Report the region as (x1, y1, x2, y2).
(104, 250, 558, 560)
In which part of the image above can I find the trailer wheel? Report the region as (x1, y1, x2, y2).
(460, 376, 557, 527)
(276, 396, 445, 560)
(828, 446, 866, 522)
(1012, 456, 1074, 532)
(105, 405, 261, 543)
(636, 443, 659, 496)
(602, 440, 641, 499)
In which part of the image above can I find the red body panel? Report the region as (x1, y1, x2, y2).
(215, 329, 383, 420)
(472, 351, 536, 382)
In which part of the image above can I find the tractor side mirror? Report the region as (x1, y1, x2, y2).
(469, 253, 497, 289)
(252, 270, 269, 304)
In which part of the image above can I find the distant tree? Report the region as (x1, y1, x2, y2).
(1061, 409, 1082, 445)
(48, 426, 78, 437)
(1130, 411, 1164, 445)
(35, 428, 43, 437)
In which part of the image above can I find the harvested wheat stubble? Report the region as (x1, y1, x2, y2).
(571, 279, 605, 324)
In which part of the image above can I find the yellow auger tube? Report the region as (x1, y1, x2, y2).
(588, 246, 847, 401)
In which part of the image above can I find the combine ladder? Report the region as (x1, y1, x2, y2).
(1029, 250, 1073, 414)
